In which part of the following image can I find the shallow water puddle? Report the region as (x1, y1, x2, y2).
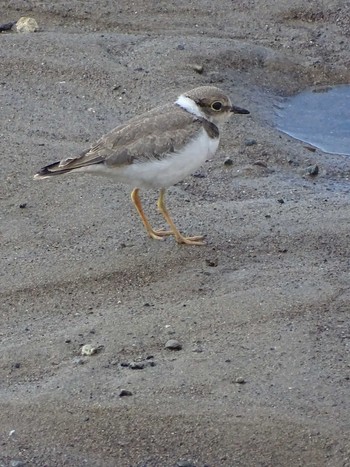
(276, 85, 350, 156)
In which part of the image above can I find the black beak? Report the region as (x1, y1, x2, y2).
(230, 105, 250, 114)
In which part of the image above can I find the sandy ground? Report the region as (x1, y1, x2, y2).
(1, 1, 350, 466)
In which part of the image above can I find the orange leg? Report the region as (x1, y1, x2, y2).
(157, 188, 205, 245)
(131, 188, 173, 240)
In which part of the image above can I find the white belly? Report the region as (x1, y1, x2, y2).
(117, 128, 219, 188)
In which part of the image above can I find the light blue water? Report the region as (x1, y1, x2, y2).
(276, 85, 350, 156)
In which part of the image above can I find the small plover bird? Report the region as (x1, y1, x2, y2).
(34, 86, 249, 245)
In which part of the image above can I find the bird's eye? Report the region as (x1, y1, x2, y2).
(211, 101, 223, 111)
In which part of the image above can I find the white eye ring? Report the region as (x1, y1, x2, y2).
(211, 101, 223, 111)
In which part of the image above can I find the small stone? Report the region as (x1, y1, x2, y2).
(193, 64, 204, 74)
(165, 339, 182, 350)
(10, 462, 25, 467)
(224, 157, 233, 166)
(306, 164, 319, 176)
(129, 361, 145, 370)
(119, 389, 133, 397)
(121, 359, 156, 369)
(0, 21, 16, 32)
(244, 138, 257, 146)
(205, 259, 218, 267)
(235, 377, 246, 384)
(81, 344, 102, 356)
(19, 203, 27, 208)
(177, 44, 185, 50)
(277, 198, 285, 204)
(15, 17, 39, 33)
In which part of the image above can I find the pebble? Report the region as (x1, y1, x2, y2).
(165, 339, 182, 350)
(277, 198, 285, 204)
(193, 64, 204, 74)
(10, 462, 25, 467)
(119, 389, 133, 397)
(123, 359, 156, 370)
(0, 21, 16, 32)
(129, 361, 145, 370)
(235, 377, 246, 384)
(19, 203, 27, 208)
(306, 164, 319, 176)
(15, 17, 39, 33)
(81, 344, 102, 356)
(224, 157, 233, 166)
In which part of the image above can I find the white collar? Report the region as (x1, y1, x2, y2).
(175, 94, 206, 119)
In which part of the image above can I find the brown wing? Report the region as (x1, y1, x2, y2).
(59, 105, 203, 170)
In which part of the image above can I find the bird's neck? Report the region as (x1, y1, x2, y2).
(175, 94, 207, 120)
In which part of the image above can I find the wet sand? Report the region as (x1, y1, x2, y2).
(1, 1, 350, 466)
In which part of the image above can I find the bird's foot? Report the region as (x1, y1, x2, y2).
(148, 228, 174, 240)
(175, 234, 206, 246)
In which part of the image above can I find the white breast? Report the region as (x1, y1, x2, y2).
(116, 128, 219, 188)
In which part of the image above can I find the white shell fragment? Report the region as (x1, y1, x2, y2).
(15, 17, 39, 33)
(81, 344, 102, 356)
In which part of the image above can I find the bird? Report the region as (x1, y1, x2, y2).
(34, 86, 249, 245)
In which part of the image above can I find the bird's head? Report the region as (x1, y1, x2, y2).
(179, 86, 250, 125)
